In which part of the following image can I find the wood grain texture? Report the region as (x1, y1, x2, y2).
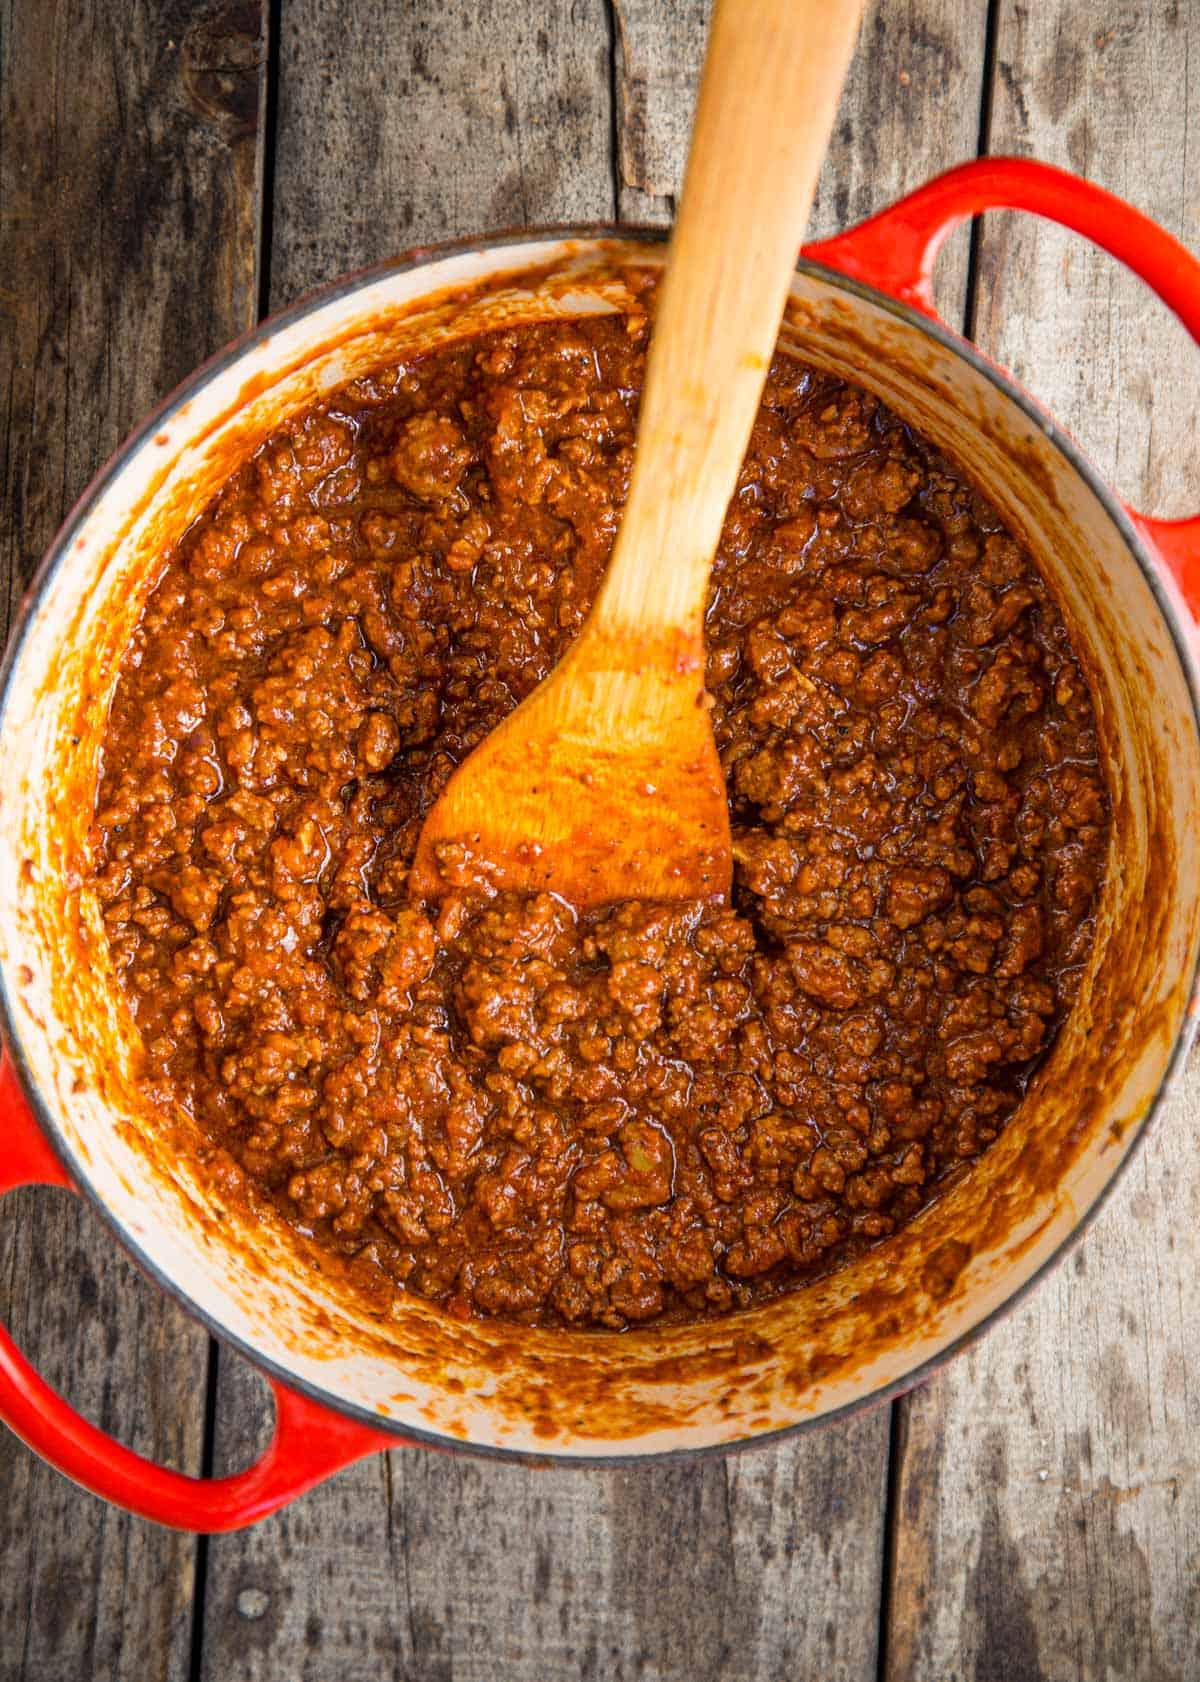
(610, 0, 709, 222)
(885, 6, 1200, 1678)
(266, 0, 614, 308)
(200, 2, 993, 1677)
(0, 1, 265, 1677)
(203, 1410, 893, 1682)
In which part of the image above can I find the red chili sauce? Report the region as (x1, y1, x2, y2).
(90, 312, 1108, 1328)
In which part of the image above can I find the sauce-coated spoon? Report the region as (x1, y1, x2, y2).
(412, 0, 864, 906)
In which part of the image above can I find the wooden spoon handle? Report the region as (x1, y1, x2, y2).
(593, 0, 864, 641)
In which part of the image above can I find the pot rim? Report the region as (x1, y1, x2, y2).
(2, 223, 1198, 1465)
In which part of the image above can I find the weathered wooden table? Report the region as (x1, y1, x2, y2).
(2, 2, 1198, 1676)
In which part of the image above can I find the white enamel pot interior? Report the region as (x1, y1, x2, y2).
(1, 232, 1198, 1461)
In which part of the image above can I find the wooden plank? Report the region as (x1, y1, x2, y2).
(609, 0, 708, 223)
(885, 6, 1200, 1678)
(201, 3, 991, 1680)
(201, 1411, 893, 1682)
(0, 1, 266, 1677)
(264, 0, 614, 307)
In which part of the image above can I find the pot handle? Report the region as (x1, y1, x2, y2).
(803, 156, 1200, 621)
(0, 1054, 395, 1531)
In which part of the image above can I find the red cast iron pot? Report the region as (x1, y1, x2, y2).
(1, 159, 1199, 1530)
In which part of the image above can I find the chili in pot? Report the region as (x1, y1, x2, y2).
(91, 306, 1108, 1331)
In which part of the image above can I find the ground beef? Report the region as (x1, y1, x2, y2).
(89, 310, 1109, 1329)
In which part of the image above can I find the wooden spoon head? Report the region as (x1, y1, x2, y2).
(410, 628, 732, 907)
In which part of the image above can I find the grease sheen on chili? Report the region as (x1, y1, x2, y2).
(91, 309, 1109, 1329)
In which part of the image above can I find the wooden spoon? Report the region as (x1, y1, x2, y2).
(412, 0, 864, 906)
